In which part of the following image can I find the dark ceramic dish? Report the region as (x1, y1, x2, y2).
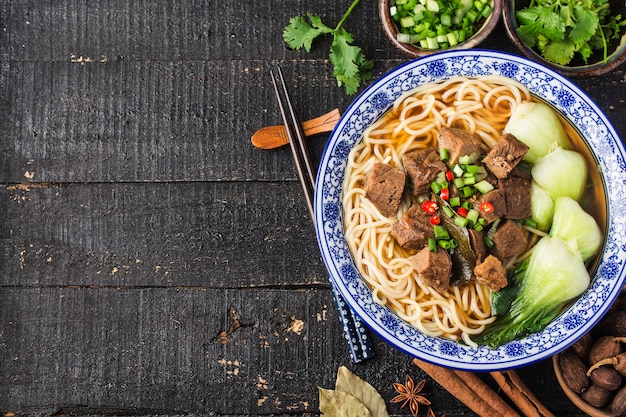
(378, 0, 503, 58)
(503, 0, 626, 77)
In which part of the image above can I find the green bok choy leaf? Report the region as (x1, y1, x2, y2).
(474, 235, 590, 348)
(503, 101, 571, 163)
(550, 196, 603, 262)
(531, 146, 587, 202)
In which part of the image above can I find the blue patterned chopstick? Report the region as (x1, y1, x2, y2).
(270, 66, 374, 363)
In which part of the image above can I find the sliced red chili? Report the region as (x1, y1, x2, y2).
(430, 214, 441, 225)
(479, 201, 495, 214)
(457, 207, 468, 217)
(445, 169, 454, 182)
(440, 188, 449, 201)
(421, 200, 438, 214)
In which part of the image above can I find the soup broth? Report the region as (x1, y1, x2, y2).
(342, 76, 606, 346)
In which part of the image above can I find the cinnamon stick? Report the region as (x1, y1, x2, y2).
(490, 371, 555, 417)
(455, 370, 520, 417)
(413, 358, 520, 417)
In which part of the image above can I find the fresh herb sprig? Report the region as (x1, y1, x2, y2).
(282, 0, 373, 95)
(515, 0, 626, 65)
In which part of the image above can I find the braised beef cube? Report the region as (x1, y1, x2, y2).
(437, 127, 484, 165)
(468, 229, 488, 264)
(472, 188, 507, 223)
(483, 133, 529, 178)
(403, 148, 447, 195)
(498, 176, 531, 219)
(364, 163, 406, 217)
(411, 246, 452, 294)
(391, 204, 436, 250)
(491, 220, 528, 262)
(474, 255, 508, 292)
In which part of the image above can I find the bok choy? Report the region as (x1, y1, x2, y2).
(550, 196, 603, 262)
(531, 146, 587, 202)
(530, 181, 554, 231)
(503, 101, 571, 163)
(474, 236, 590, 348)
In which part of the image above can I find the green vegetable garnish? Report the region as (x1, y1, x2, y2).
(474, 235, 591, 348)
(282, 0, 373, 95)
(390, 0, 495, 50)
(515, 0, 626, 65)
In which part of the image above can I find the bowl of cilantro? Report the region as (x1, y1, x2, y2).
(379, 0, 502, 57)
(503, 0, 626, 77)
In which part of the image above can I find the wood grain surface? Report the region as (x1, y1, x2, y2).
(2, 0, 625, 416)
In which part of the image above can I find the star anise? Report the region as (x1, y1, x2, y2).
(392, 374, 431, 417)
(427, 407, 446, 417)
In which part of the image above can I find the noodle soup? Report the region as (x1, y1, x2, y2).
(341, 76, 606, 347)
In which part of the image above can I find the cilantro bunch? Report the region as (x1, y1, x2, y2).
(516, 0, 626, 65)
(282, 0, 373, 95)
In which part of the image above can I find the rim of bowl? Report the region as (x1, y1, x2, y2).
(503, 0, 626, 77)
(378, 0, 503, 58)
(314, 49, 626, 371)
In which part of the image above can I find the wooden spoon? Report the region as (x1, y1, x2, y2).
(251, 108, 341, 149)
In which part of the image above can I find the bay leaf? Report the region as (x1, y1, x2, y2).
(335, 366, 390, 417)
(318, 387, 372, 417)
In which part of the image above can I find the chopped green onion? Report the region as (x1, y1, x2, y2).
(440, 148, 450, 161)
(474, 179, 494, 194)
(466, 208, 480, 224)
(454, 215, 469, 228)
(428, 237, 438, 252)
(442, 205, 455, 218)
(434, 224, 450, 239)
(453, 177, 465, 189)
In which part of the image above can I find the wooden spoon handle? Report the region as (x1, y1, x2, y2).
(251, 108, 341, 149)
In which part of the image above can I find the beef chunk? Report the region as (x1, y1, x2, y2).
(483, 133, 529, 178)
(472, 188, 507, 223)
(498, 176, 531, 219)
(491, 220, 528, 262)
(364, 163, 406, 217)
(391, 204, 436, 249)
(411, 247, 452, 294)
(437, 127, 484, 165)
(474, 255, 508, 292)
(403, 148, 447, 195)
(468, 229, 489, 264)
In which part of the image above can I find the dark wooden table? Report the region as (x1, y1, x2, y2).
(2, 1, 625, 416)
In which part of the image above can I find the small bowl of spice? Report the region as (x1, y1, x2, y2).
(554, 290, 626, 416)
(378, 0, 503, 57)
(503, 0, 626, 77)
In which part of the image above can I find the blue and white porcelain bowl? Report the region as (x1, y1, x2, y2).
(314, 50, 626, 371)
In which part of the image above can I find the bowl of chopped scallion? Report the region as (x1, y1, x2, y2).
(503, 0, 626, 77)
(379, 0, 502, 57)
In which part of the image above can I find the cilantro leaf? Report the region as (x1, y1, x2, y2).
(515, 0, 625, 65)
(542, 39, 576, 65)
(281, 0, 372, 95)
(516, 6, 565, 41)
(283, 15, 325, 52)
(331, 29, 373, 95)
(569, 6, 598, 45)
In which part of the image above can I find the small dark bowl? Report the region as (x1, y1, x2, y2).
(378, 0, 503, 58)
(503, 0, 626, 77)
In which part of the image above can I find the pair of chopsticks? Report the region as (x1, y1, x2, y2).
(270, 67, 374, 363)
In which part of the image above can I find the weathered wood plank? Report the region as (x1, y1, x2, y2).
(2, 58, 625, 184)
(0, 0, 399, 62)
(1, 182, 328, 288)
(0, 287, 583, 416)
